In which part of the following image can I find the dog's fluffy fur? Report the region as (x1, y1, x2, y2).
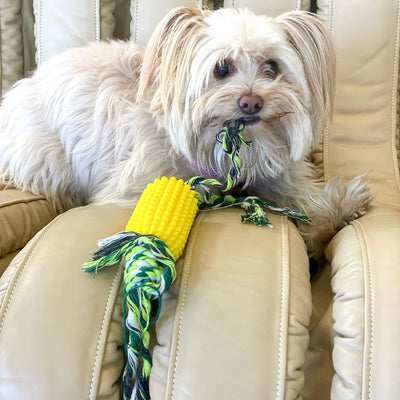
(0, 7, 372, 258)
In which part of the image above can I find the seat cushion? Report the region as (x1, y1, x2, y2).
(326, 207, 400, 399)
(0, 204, 130, 400)
(151, 209, 311, 400)
(0, 189, 57, 269)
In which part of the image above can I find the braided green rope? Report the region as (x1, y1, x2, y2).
(83, 232, 176, 400)
(187, 118, 310, 227)
(187, 176, 310, 227)
(216, 118, 252, 191)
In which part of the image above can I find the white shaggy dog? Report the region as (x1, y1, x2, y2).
(0, 7, 371, 258)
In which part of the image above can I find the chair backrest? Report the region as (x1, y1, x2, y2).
(317, 0, 400, 208)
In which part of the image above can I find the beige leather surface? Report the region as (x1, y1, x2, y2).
(0, 205, 130, 400)
(326, 208, 400, 400)
(0, 205, 311, 400)
(0, 189, 57, 260)
(316, 1, 400, 398)
(130, 0, 203, 46)
(151, 209, 311, 400)
(223, 0, 310, 15)
(0, 0, 24, 95)
(130, 0, 310, 47)
(113, 0, 131, 40)
(318, 0, 400, 208)
(21, 0, 36, 76)
(303, 265, 334, 400)
(34, 0, 117, 65)
(0, 251, 19, 277)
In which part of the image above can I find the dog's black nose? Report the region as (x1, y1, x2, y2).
(238, 94, 264, 114)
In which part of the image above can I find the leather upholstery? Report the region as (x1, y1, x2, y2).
(326, 209, 400, 399)
(0, 206, 310, 400)
(222, 0, 309, 17)
(0, 0, 24, 94)
(0, 189, 56, 275)
(131, 0, 203, 46)
(34, 0, 117, 65)
(1, 0, 400, 399)
(150, 210, 310, 399)
(317, 1, 400, 398)
(0, 205, 128, 400)
(318, 0, 400, 208)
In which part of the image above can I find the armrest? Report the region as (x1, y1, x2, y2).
(151, 209, 311, 400)
(326, 208, 400, 399)
(0, 204, 131, 400)
(0, 188, 57, 274)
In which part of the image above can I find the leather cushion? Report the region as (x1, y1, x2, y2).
(0, 204, 130, 400)
(151, 209, 311, 399)
(326, 207, 400, 399)
(0, 189, 57, 260)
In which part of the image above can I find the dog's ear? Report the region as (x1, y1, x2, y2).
(137, 6, 208, 115)
(276, 11, 336, 137)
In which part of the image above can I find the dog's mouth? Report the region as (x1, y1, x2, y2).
(242, 116, 261, 126)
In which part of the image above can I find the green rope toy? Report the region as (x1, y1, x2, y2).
(189, 119, 310, 227)
(82, 118, 309, 400)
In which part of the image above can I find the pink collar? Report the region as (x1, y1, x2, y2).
(191, 160, 222, 180)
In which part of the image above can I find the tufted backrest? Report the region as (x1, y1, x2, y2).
(317, 0, 400, 208)
(0, 0, 310, 95)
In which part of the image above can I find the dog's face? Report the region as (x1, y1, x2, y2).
(138, 7, 335, 187)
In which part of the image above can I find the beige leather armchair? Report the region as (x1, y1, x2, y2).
(1, 0, 400, 399)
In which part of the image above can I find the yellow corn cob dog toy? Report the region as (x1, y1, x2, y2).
(83, 177, 198, 400)
(126, 176, 198, 260)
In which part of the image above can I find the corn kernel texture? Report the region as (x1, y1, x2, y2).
(125, 177, 198, 260)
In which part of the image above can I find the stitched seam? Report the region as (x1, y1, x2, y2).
(329, 0, 335, 34)
(94, 0, 100, 41)
(352, 220, 374, 400)
(275, 216, 289, 399)
(88, 264, 124, 400)
(390, 0, 400, 190)
(0, 214, 58, 333)
(134, 0, 139, 44)
(323, 0, 335, 182)
(296, 0, 301, 11)
(0, 195, 48, 209)
(169, 213, 204, 399)
(37, 0, 43, 65)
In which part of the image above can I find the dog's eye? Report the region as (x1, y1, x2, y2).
(214, 60, 232, 79)
(264, 60, 279, 79)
